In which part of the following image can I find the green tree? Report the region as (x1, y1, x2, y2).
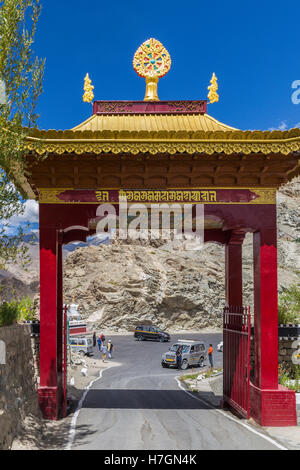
(278, 283, 300, 324)
(0, 0, 44, 270)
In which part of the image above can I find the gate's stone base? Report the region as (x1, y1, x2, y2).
(250, 382, 297, 426)
(38, 386, 60, 420)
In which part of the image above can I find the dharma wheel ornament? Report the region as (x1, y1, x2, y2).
(133, 38, 171, 101)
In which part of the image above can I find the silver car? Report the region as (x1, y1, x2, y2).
(161, 339, 207, 370)
(69, 336, 93, 356)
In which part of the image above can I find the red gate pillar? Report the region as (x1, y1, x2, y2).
(38, 222, 63, 420)
(250, 213, 297, 426)
(56, 231, 65, 418)
(223, 230, 247, 415)
(225, 230, 245, 307)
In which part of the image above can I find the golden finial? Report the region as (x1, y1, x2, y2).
(133, 38, 171, 101)
(83, 73, 94, 104)
(207, 72, 219, 104)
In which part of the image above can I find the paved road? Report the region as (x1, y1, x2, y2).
(71, 333, 280, 450)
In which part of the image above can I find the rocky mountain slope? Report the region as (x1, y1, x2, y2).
(0, 234, 109, 302)
(63, 179, 300, 332)
(1, 178, 299, 331)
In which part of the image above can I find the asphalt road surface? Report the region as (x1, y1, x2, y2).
(70, 333, 281, 450)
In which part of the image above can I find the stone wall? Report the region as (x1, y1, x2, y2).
(0, 324, 41, 450)
(278, 339, 298, 364)
(250, 337, 299, 370)
(31, 334, 40, 379)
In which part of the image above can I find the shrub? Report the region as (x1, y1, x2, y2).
(278, 362, 300, 392)
(18, 296, 34, 321)
(0, 296, 34, 327)
(278, 283, 300, 324)
(0, 300, 20, 326)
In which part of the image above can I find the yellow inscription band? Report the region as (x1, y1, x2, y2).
(38, 188, 276, 205)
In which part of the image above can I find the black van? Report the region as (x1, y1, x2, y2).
(134, 325, 170, 342)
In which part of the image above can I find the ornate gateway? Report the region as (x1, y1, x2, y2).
(19, 40, 299, 426)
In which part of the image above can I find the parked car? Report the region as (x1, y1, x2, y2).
(69, 335, 93, 356)
(134, 325, 170, 342)
(217, 341, 223, 352)
(161, 339, 207, 370)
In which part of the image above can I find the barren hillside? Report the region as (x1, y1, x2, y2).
(62, 178, 300, 331)
(1, 178, 299, 332)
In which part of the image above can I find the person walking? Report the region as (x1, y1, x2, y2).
(97, 336, 102, 352)
(93, 332, 96, 348)
(107, 340, 114, 359)
(100, 333, 106, 345)
(102, 344, 108, 362)
(208, 344, 214, 369)
(176, 346, 183, 370)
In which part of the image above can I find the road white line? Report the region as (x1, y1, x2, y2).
(65, 365, 288, 451)
(175, 376, 288, 451)
(65, 369, 105, 450)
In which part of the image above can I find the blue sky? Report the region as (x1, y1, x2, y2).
(6, 0, 300, 233)
(34, 0, 300, 132)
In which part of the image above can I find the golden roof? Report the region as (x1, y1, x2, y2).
(22, 106, 300, 199)
(71, 113, 237, 133)
(25, 107, 300, 157)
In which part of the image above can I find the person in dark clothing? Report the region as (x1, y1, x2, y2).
(176, 346, 183, 370)
(107, 340, 114, 359)
(93, 332, 96, 348)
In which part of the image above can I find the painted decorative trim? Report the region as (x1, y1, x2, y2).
(27, 127, 300, 140)
(93, 100, 207, 114)
(37, 187, 277, 205)
(26, 136, 300, 156)
(251, 336, 300, 341)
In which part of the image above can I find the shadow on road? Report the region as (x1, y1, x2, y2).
(81, 389, 221, 410)
(11, 414, 97, 450)
(42, 423, 97, 450)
